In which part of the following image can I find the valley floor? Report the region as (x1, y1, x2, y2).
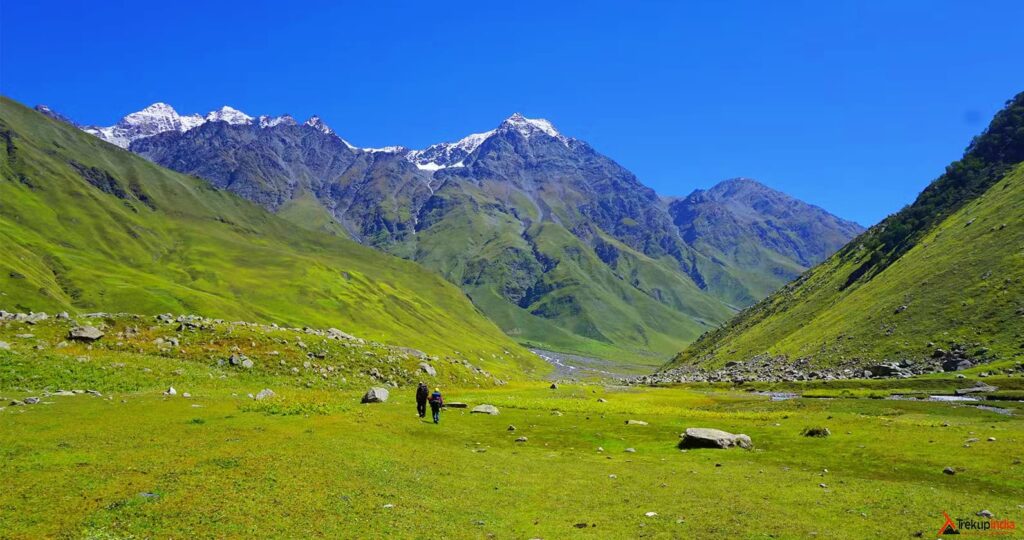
(3, 374, 1023, 538)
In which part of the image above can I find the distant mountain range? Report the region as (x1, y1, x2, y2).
(40, 102, 863, 364)
(671, 91, 1024, 370)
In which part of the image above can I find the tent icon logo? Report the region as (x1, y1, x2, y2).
(938, 512, 960, 536)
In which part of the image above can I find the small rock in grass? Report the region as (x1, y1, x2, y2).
(382, 504, 394, 509)
(645, 512, 658, 517)
(254, 389, 275, 401)
(0, 341, 9, 350)
(987, 437, 996, 442)
(515, 436, 528, 443)
(507, 425, 516, 431)
(624, 448, 636, 453)
(597, 398, 607, 403)
(550, 383, 558, 389)
(23, 397, 40, 405)
(977, 510, 994, 518)
(573, 523, 588, 529)
(418, 362, 436, 376)
(164, 387, 177, 396)
(609, 474, 617, 479)
(819, 483, 828, 488)
(625, 419, 648, 426)
(943, 467, 956, 475)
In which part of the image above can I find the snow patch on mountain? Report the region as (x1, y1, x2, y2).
(404, 113, 568, 171)
(258, 114, 297, 128)
(206, 106, 253, 125)
(500, 112, 567, 143)
(364, 146, 407, 153)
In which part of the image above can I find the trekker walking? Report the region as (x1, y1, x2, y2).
(429, 388, 443, 424)
(415, 382, 429, 418)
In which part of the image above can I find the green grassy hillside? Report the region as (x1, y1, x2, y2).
(406, 179, 735, 366)
(673, 92, 1024, 369)
(0, 97, 544, 376)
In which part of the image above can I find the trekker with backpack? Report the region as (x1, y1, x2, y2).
(415, 382, 429, 418)
(429, 388, 444, 424)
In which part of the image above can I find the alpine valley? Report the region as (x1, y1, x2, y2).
(43, 101, 863, 365)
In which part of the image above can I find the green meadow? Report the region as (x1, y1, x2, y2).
(2, 318, 1022, 539)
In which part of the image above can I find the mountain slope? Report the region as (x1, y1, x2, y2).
(0, 97, 543, 376)
(77, 105, 861, 364)
(669, 178, 864, 304)
(672, 92, 1024, 369)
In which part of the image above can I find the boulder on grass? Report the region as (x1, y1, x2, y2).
(471, 404, 499, 415)
(678, 427, 753, 450)
(445, 402, 468, 408)
(68, 326, 104, 342)
(361, 387, 389, 403)
(418, 362, 437, 377)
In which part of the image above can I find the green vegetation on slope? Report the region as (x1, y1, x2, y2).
(409, 180, 734, 366)
(0, 97, 543, 376)
(673, 92, 1024, 369)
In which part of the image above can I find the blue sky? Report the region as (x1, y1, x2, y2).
(2, 0, 1022, 226)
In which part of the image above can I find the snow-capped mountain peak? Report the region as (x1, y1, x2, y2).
(302, 115, 357, 149)
(404, 113, 569, 171)
(303, 115, 334, 135)
(206, 106, 253, 125)
(499, 112, 567, 143)
(83, 102, 197, 148)
(122, 103, 181, 129)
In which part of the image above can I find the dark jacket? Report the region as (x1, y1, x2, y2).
(415, 384, 429, 403)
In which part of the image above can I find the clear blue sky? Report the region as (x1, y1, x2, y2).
(2, 0, 1022, 226)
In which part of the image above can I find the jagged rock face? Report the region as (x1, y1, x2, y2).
(132, 121, 366, 211)
(67, 104, 861, 360)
